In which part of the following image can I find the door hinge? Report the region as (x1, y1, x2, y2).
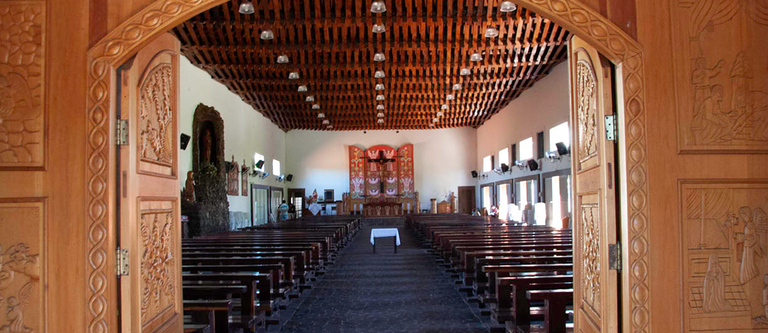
(608, 243, 621, 271)
(604, 115, 617, 141)
(116, 119, 128, 146)
(116, 247, 129, 276)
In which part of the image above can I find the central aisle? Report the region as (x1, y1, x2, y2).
(279, 221, 488, 333)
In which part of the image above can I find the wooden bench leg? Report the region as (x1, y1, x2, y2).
(373, 239, 376, 253)
(394, 237, 397, 253)
(544, 299, 568, 333)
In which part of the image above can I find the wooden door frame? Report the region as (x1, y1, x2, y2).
(84, 1, 651, 332)
(457, 185, 476, 214)
(287, 188, 306, 210)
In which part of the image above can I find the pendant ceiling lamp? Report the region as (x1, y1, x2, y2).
(260, 29, 274, 40)
(370, 1, 387, 13)
(500, 1, 517, 12)
(239, 1, 255, 14)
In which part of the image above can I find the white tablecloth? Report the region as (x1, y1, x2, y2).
(370, 228, 401, 246)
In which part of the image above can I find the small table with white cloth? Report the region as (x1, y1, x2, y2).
(369, 228, 401, 253)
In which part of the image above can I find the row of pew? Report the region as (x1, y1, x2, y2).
(181, 216, 361, 333)
(407, 214, 574, 333)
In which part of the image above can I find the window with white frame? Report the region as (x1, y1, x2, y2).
(549, 122, 570, 151)
(498, 148, 509, 168)
(482, 155, 493, 172)
(519, 137, 533, 160)
(272, 159, 281, 176)
(253, 153, 265, 171)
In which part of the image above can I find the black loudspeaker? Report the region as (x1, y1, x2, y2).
(555, 142, 569, 156)
(180, 133, 190, 150)
(255, 160, 265, 169)
(471, 170, 478, 178)
(500, 163, 510, 173)
(286, 174, 293, 182)
(527, 159, 539, 171)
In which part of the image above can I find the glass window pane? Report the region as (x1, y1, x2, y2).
(272, 159, 281, 176)
(253, 153, 265, 171)
(519, 137, 533, 160)
(482, 186, 492, 212)
(483, 155, 492, 172)
(498, 148, 509, 167)
(497, 183, 509, 220)
(549, 122, 570, 151)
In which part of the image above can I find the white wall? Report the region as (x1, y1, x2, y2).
(179, 56, 286, 222)
(476, 61, 571, 194)
(285, 128, 477, 210)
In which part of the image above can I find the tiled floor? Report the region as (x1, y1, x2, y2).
(278, 222, 488, 333)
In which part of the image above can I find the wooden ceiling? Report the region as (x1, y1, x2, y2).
(171, 1, 570, 131)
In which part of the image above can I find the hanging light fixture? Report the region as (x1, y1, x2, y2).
(485, 27, 499, 38)
(378, 119, 385, 124)
(452, 83, 462, 91)
(327, 125, 333, 129)
(322, 119, 330, 125)
(441, 104, 449, 110)
(429, 123, 435, 127)
(370, 1, 387, 13)
(317, 113, 325, 118)
(446, 94, 455, 101)
(377, 112, 385, 118)
(432, 118, 439, 123)
(374, 70, 386, 78)
(276, 54, 289, 63)
(372, 24, 386, 33)
(460, 68, 471, 76)
(500, 1, 517, 12)
(437, 111, 444, 117)
(376, 94, 385, 101)
(374, 52, 386, 62)
(239, 1, 255, 14)
(306, 96, 315, 102)
(260, 29, 274, 40)
(298, 85, 307, 92)
(377, 105, 385, 110)
(312, 104, 320, 109)
(470, 53, 483, 62)
(288, 72, 299, 79)
(375, 84, 385, 91)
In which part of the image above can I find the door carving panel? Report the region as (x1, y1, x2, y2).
(0, 3, 44, 169)
(680, 181, 768, 332)
(671, 0, 768, 152)
(0, 200, 44, 332)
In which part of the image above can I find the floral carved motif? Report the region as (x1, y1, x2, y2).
(139, 63, 174, 166)
(0, 4, 44, 168)
(576, 60, 597, 164)
(0, 243, 40, 333)
(139, 211, 175, 323)
(581, 204, 601, 313)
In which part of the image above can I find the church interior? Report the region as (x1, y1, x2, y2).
(0, 0, 766, 332)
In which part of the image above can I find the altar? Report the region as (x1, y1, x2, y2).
(343, 144, 419, 216)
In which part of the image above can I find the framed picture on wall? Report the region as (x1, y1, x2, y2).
(324, 189, 334, 202)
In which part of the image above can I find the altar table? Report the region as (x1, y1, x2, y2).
(370, 228, 401, 253)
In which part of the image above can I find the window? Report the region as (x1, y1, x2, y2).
(496, 182, 511, 220)
(515, 177, 539, 223)
(272, 159, 281, 176)
(519, 137, 533, 160)
(253, 152, 265, 171)
(498, 148, 509, 168)
(549, 122, 570, 151)
(482, 155, 493, 172)
(481, 184, 493, 213)
(544, 174, 572, 228)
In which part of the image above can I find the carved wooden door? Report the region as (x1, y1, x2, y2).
(117, 33, 182, 333)
(569, 35, 620, 333)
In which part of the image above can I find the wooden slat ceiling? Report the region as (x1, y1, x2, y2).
(171, 0, 570, 131)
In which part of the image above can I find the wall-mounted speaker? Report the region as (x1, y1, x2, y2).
(527, 159, 539, 171)
(471, 170, 478, 178)
(180, 133, 190, 150)
(555, 142, 569, 156)
(286, 174, 293, 182)
(500, 163, 510, 173)
(255, 160, 265, 169)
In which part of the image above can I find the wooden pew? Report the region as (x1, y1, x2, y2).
(494, 274, 573, 325)
(184, 299, 230, 333)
